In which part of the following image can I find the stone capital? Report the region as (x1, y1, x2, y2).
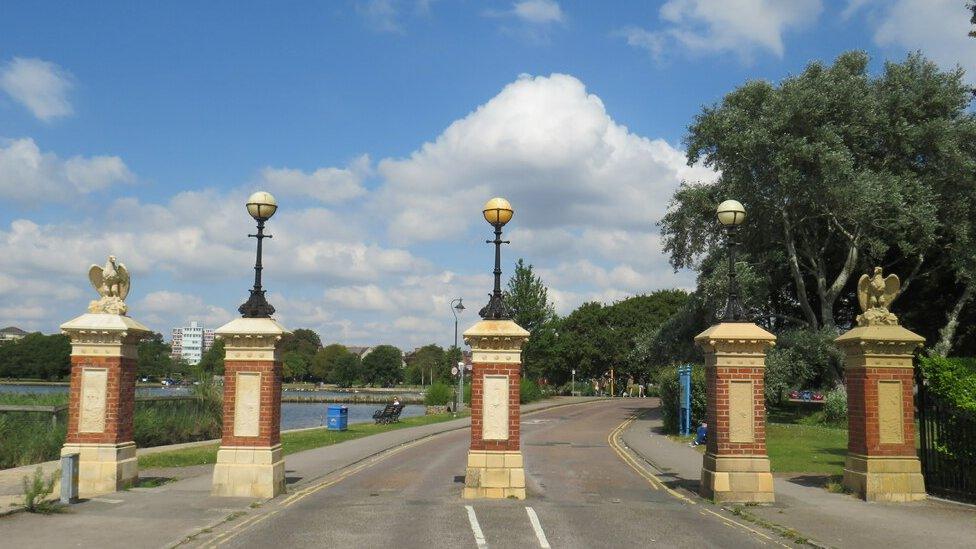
(835, 324, 924, 363)
(60, 313, 151, 359)
(464, 319, 529, 365)
(694, 322, 776, 359)
(216, 317, 290, 362)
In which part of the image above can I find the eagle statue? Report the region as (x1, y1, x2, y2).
(87, 255, 131, 315)
(855, 266, 900, 327)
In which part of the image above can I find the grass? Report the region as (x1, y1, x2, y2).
(0, 393, 68, 406)
(138, 412, 468, 469)
(766, 423, 848, 475)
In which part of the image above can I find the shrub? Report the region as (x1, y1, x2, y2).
(764, 329, 845, 405)
(520, 379, 543, 403)
(823, 386, 847, 423)
(425, 382, 453, 406)
(918, 355, 976, 412)
(656, 365, 706, 434)
(21, 466, 59, 513)
(553, 380, 595, 396)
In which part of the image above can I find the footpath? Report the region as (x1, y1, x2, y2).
(620, 402, 976, 548)
(0, 396, 599, 547)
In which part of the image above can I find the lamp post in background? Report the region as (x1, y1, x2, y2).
(452, 297, 465, 411)
(239, 191, 278, 318)
(716, 199, 748, 322)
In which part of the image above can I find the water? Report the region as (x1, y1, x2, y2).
(0, 384, 424, 430)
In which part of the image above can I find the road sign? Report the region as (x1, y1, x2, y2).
(451, 366, 459, 376)
(572, 369, 576, 375)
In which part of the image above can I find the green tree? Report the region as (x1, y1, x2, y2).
(0, 333, 70, 380)
(663, 52, 976, 332)
(361, 345, 403, 386)
(310, 343, 348, 382)
(196, 339, 225, 376)
(505, 259, 558, 380)
(331, 352, 362, 387)
(405, 344, 445, 384)
(282, 351, 310, 382)
(136, 332, 174, 380)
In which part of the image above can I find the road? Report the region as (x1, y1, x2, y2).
(207, 400, 778, 548)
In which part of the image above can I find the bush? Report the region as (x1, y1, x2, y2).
(823, 386, 848, 423)
(553, 380, 595, 396)
(918, 355, 976, 412)
(656, 365, 707, 434)
(21, 466, 59, 513)
(425, 382, 453, 406)
(520, 379, 543, 404)
(764, 329, 845, 405)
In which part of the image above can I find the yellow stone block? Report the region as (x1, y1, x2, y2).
(510, 468, 525, 488)
(503, 452, 523, 468)
(483, 468, 510, 488)
(467, 452, 487, 468)
(485, 453, 505, 468)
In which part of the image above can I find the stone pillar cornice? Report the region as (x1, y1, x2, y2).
(216, 317, 290, 362)
(60, 313, 151, 359)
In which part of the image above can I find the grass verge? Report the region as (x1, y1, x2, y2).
(138, 412, 468, 469)
(766, 423, 847, 475)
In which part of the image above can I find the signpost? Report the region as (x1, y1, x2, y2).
(678, 365, 692, 436)
(571, 369, 576, 396)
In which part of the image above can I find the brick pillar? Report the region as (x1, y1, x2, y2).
(211, 318, 288, 498)
(695, 322, 776, 503)
(60, 313, 150, 497)
(835, 325, 925, 501)
(462, 319, 530, 500)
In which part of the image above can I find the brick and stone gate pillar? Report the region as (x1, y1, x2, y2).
(211, 317, 289, 498)
(60, 313, 150, 497)
(695, 322, 776, 503)
(463, 319, 530, 500)
(836, 324, 925, 501)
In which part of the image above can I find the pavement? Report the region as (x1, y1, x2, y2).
(618, 400, 976, 548)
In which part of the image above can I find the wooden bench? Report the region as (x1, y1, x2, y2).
(372, 403, 405, 424)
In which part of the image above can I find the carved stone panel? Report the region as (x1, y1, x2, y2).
(234, 372, 262, 437)
(79, 368, 108, 433)
(729, 380, 755, 443)
(483, 375, 509, 441)
(878, 380, 904, 444)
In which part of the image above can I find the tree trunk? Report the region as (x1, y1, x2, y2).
(782, 212, 819, 328)
(820, 242, 858, 329)
(932, 280, 974, 357)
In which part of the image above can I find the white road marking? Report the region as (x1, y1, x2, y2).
(525, 506, 551, 548)
(90, 497, 123, 503)
(465, 505, 488, 548)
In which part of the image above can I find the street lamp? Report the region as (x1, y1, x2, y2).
(716, 199, 747, 322)
(479, 197, 514, 320)
(238, 191, 278, 318)
(451, 298, 465, 411)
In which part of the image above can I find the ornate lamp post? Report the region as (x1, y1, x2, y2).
(716, 199, 747, 322)
(452, 298, 465, 411)
(239, 191, 278, 318)
(479, 197, 514, 320)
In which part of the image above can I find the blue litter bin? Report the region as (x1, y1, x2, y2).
(327, 405, 348, 431)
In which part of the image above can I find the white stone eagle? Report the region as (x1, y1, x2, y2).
(87, 255, 130, 314)
(855, 266, 900, 326)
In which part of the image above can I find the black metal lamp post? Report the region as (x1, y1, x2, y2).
(451, 298, 465, 412)
(238, 191, 278, 318)
(479, 197, 514, 320)
(716, 199, 748, 322)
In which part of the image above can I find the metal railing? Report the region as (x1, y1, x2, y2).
(916, 368, 976, 503)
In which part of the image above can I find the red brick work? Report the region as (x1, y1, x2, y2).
(705, 365, 767, 456)
(220, 360, 282, 447)
(468, 362, 521, 452)
(846, 367, 916, 457)
(65, 355, 137, 445)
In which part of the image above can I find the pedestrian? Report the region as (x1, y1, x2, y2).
(690, 421, 707, 446)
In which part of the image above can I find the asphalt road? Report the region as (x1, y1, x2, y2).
(213, 400, 776, 549)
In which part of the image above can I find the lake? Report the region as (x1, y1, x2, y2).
(0, 384, 424, 430)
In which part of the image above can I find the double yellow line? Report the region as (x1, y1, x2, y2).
(606, 412, 789, 547)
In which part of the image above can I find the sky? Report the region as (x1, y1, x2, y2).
(1, 0, 973, 349)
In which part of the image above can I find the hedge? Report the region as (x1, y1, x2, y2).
(656, 364, 706, 434)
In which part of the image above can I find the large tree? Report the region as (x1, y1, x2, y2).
(309, 343, 348, 382)
(361, 345, 403, 387)
(136, 332, 175, 379)
(404, 344, 445, 384)
(505, 259, 557, 379)
(662, 51, 976, 340)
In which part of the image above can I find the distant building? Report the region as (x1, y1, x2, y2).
(171, 321, 215, 365)
(0, 326, 28, 342)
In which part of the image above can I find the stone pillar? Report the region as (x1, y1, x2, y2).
(835, 325, 925, 501)
(211, 318, 288, 498)
(60, 313, 150, 497)
(695, 322, 776, 503)
(462, 319, 529, 500)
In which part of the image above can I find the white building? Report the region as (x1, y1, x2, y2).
(0, 326, 28, 342)
(171, 321, 215, 365)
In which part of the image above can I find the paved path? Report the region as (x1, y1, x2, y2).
(207, 399, 772, 548)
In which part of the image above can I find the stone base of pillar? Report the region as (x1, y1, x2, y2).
(61, 441, 137, 497)
(463, 450, 525, 500)
(212, 445, 285, 498)
(700, 454, 774, 503)
(843, 454, 925, 502)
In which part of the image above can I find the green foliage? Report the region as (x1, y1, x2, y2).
(823, 386, 848, 423)
(630, 291, 705, 375)
(282, 351, 310, 382)
(310, 344, 348, 382)
(505, 259, 560, 381)
(918, 355, 976, 412)
(405, 344, 449, 384)
(0, 333, 70, 380)
(0, 413, 67, 469)
(331, 352, 363, 387)
(278, 328, 321, 382)
(519, 379, 543, 404)
(137, 332, 177, 379)
(21, 466, 59, 513)
(196, 339, 225, 376)
(764, 329, 844, 405)
(361, 345, 403, 386)
(656, 364, 707, 434)
(424, 381, 453, 406)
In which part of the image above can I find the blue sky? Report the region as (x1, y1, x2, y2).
(1, 0, 973, 348)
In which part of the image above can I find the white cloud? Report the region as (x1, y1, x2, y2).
(0, 138, 134, 204)
(137, 291, 234, 329)
(357, 0, 403, 33)
(620, 0, 823, 61)
(868, 0, 976, 85)
(257, 155, 370, 204)
(512, 0, 564, 24)
(0, 57, 73, 121)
